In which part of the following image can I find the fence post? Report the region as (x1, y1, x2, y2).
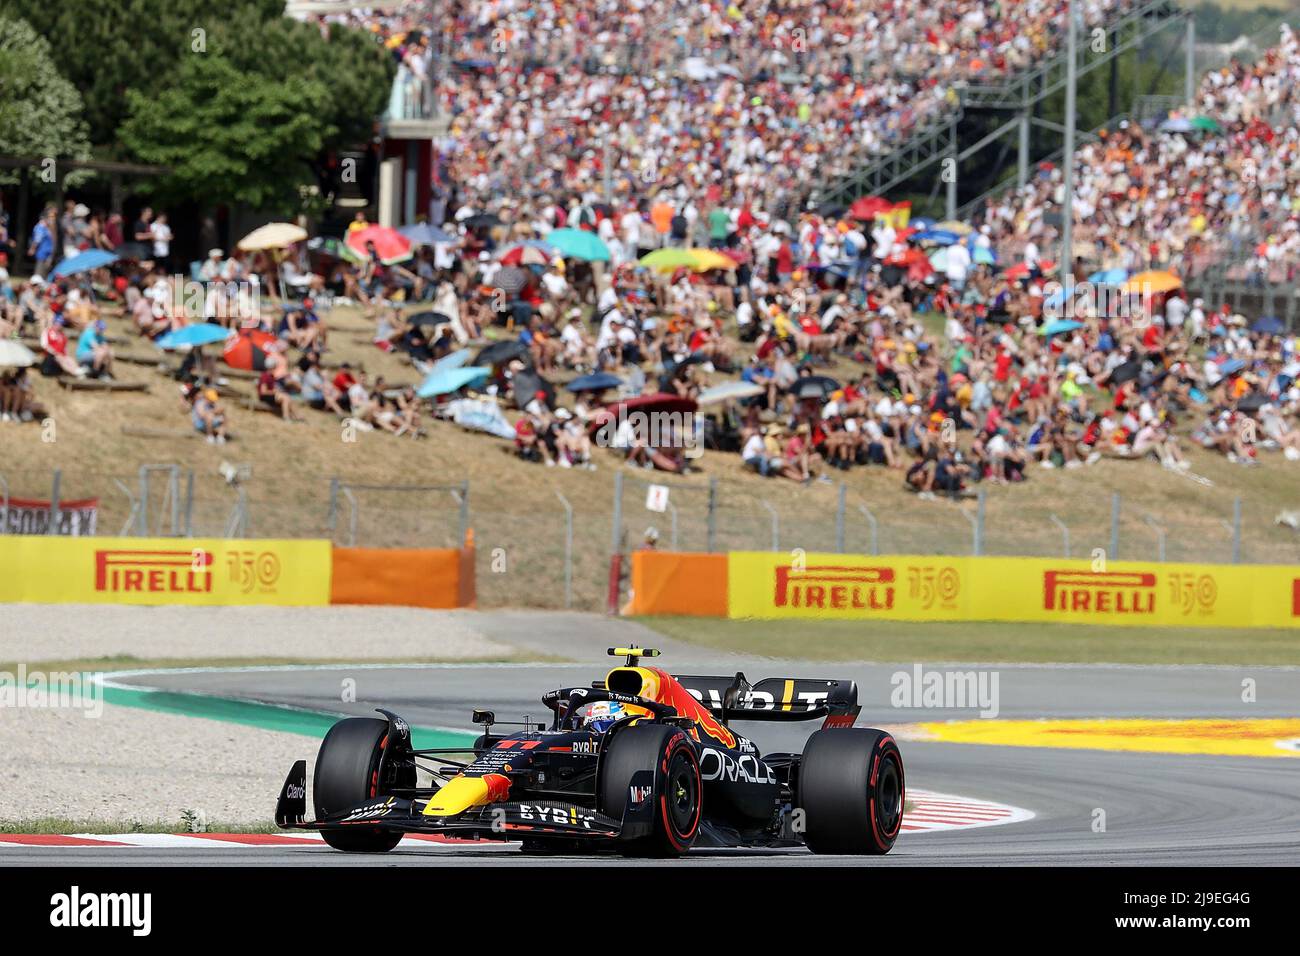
(48, 469, 62, 536)
(668, 504, 679, 551)
(1109, 492, 1121, 560)
(1143, 514, 1166, 563)
(858, 504, 879, 556)
(706, 477, 717, 552)
(974, 488, 986, 556)
(1049, 513, 1071, 558)
(610, 471, 624, 553)
(1232, 496, 1242, 564)
(183, 470, 195, 537)
(327, 477, 340, 537)
(458, 480, 470, 546)
(760, 500, 779, 552)
(555, 491, 573, 609)
(835, 483, 846, 553)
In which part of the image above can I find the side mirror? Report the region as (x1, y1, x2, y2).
(471, 710, 495, 725)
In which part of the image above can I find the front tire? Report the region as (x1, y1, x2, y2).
(313, 717, 407, 852)
(799, 728, 904, 854)
(598, 724, 702, 857)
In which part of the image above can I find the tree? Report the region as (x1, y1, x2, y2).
(119, 52, 330, 213)
(0, 16, 91, 180)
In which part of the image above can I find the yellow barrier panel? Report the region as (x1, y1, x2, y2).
(727, 552, 1300, 628)
(0, 536, 331, 606)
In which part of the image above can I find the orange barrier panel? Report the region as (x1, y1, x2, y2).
(330, 547, 473, 609)
(627, 551, 728, 616)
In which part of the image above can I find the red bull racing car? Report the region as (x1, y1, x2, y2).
(275, 648, 904, 856)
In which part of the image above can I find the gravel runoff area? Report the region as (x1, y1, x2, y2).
(0, 604, 521, 663)
(0, 703, 317, 826)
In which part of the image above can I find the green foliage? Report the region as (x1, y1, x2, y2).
(0, 16, 91, 176)
(119, 52, 328, 213)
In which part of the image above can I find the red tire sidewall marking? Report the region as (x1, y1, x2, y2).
(659, 736, 701, 851)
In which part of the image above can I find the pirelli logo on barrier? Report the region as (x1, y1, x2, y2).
(0, 536, 330, 606)
(774, 564, 895, 612)
(95, 549, 214, 594)
(1042, 570, 1157, 615)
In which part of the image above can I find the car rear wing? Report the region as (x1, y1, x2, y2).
(673, 673, 861, 729)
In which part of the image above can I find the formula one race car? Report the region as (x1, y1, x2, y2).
(275, 648, 904, 856)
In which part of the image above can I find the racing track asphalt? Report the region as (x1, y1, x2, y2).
(7, 644, 1298, 867)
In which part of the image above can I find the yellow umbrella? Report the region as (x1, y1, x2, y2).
(1124, 270, 1182, 294)
(935, 220, 974, 236)
(690, 249, 739, 271)
(237, 222, 308, 252)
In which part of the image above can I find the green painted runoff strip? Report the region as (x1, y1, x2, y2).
(98, 681, 477, 750)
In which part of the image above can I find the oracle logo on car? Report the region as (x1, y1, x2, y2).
(94, 549, 213, 594)
(1042, 570, 1157, 615)
(773, 564, 895, 612)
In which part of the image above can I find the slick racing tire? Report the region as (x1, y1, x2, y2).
(599, 724, 702, 857)
(798, 728, 904, 855)
(313, 717, 409, 853)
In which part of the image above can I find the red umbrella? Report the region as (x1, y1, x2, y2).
(849, 196, 893, 221)
(587, 393, 698, 436)
(498, 245, 550, 267)
(222, 330, 277, 371)
(346, 225, 413, 265)
(1004, 259, 1056, 280)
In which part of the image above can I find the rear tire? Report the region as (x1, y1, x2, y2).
(313, 717, 406, 853)
(598, 724, 701, 857)
(798, 728, 904, 855)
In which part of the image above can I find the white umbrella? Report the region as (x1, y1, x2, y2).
(0, 339, 37, 368)
(237, 222, 308, 252)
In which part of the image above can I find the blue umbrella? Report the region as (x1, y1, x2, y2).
(52, 249, 118, 278)
(1251, 315, 1284, 335)
(1039, 319, 1084, 336)
(546, 228, 610, 262)
(155, 324, 233, 350)
(909, 217, 935, 231)
(913, 230, 961, 246)
(1218, 358, 1246, 376)
(1159, 117, 1193, 133)
(428, 349, 473, 374)
(417, 365, 490, 398)
(973, 245, 997, 265)
(1088, 268, 1129, 286)
(398, 222, 456, 246)
(565, 372, 623, 393)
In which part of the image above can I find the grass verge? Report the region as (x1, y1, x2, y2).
(639, 615, 1300, 665)
(0, 653, 560, 674)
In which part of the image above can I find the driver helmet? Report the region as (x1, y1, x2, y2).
(584, 700, 630, 733)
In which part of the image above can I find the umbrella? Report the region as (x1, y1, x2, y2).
(464, 213, 501, 230)
(407, 311, 454, 329)
(1110, 360, 1142, 385)
(1236, 393, 1268, 412)
(156, 324, 233, 350)
(640, 248, 701, 271)
(1218, 358, 1247, 376)
(1191, 116, 1223, 134)
(1039, 319, 1084, 337)
(848, 196, 893, 221)
(914, 230, 961, 246)
(498, 245, 550, 267)
(547, 228, 610, 262)
(52, 249, 118, 278)
(973, 245, 997, 266)
(398, 222, 456, 246)
(474, 339, 529, 366)
(427, 349, 473, 373)
(934, 220, 974, 236)
(346, 225, 413, 265)
(237, 222, 307, 252)
(787, 375, 840, 400)
(1251, 315, 1284, 335)
(492, 266, 530, 296)
(587, 392, 698, 434)
(306, 237, 361, 263)
(416, 365, 490, 398)
(697, 381, 766, 406)
(222, 330, 277, 371)
(928, 247, 949, 271)
(443, 398, 517, 440)
(565, 372, 623, 393)
(0, 339, 37, 368)
(511, 367, 555, 409)
(1088, 267, 1129, 286)
(1124, 270, 1181, 294)
(690, 249, 739, 271)
(1159, 117, 1193, 133)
